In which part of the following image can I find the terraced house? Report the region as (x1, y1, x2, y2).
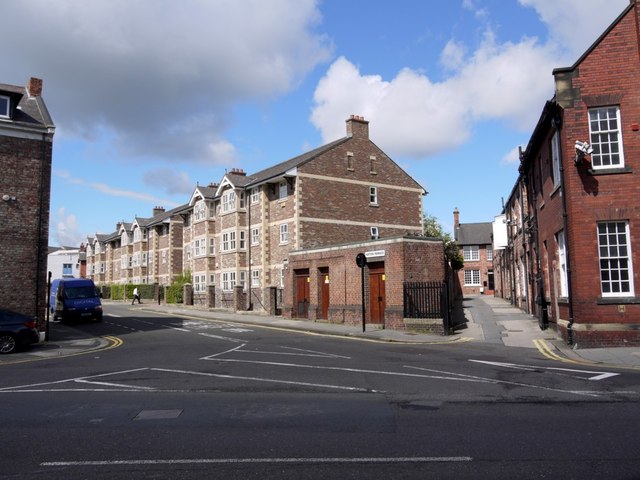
(87, 116, 429, 319)
(494, 0, 640, 347)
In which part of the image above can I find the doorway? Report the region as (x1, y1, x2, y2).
(319, 267, 329, 320)
(295, 269, 310, 318)
(368, 262, 385, 324)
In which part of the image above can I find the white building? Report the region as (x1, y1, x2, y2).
(47, 247, 81, 280)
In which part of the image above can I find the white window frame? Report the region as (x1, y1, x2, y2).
(370, 226, 379, 240)
(209, 274, 216, 285)
(251, 227, 260, 245)
(278, 181, 287, 200)
(222, 191, 236, 213)
(194, 200, 206, 221)
(222, 232, 236, 252)
(279, 224, 288, 244)
(597, 221, 634, 297)
(222, 271, 236, 291)
(250, 188, 259, 204)
(556, 230, 568, 297)
(121, 232, 128, 246)
(239, 230, 246, 250)
(370, 155, 377, 174)
(551, 130, 561, 187)
(239, 271, 246, 289)
(279, 268, 285, 288)
(463, 245, 480, 261)
(369, 186, 378, 205)
(194, 238, 205, 257)
(486, 245, 493, 261)
(464, 269, 481, 286)
(251, 269, 260, 287)
(0, 95, 9, 118)
(209, 238, 215, 255)
(589, 106, 624, 170)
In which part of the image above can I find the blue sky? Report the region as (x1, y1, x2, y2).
(1, 0, 629, 245)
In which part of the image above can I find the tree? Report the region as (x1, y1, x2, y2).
(423, 214, 464, 270)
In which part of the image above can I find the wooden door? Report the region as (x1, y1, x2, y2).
(295, 271, 310, 318)
(319, 268, 329, 320)
(368, 262, 385, 324)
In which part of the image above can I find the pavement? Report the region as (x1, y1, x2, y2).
(3, 295, 640, 370)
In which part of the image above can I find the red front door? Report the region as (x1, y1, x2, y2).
(295, 271, 310, 318)
(368, 263, 385, 324)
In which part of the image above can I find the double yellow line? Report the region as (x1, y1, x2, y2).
(532, 339, 569, 362)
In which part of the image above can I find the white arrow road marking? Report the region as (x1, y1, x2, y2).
(469, 359, 620, 381)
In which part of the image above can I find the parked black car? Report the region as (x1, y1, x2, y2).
(0, 308, 40, 354)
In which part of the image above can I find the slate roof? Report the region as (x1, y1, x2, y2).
(456, 222, 493, 245)
(0, 81, 54, 129)
(244, 137, 350, 187)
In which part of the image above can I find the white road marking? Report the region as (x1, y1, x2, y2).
(0, 368, 149, 392)
(104, 314, 121, 318)
(42, 456, 473, 467)
(406, 365, 601, 398)
(198, 333, 245, 343)
(73, 379, 155, 390)
(203, 344, 246, 359)
(151, 367, 379, 392)
(469, 359, 620, 381)
(205, 359, 491, 383)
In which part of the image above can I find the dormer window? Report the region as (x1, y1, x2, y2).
(0, 95, 9, 118)
(222, 191, 236, 213)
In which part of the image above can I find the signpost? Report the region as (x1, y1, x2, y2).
(355, 253, 367, 332)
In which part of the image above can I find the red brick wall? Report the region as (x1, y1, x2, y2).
(548, 3, 640, 346)
(0, 134, 52, 327)
(284, 237, 444, 330)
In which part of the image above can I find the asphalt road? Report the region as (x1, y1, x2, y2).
(1, 303, 640, 479)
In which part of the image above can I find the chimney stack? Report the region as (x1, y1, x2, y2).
(153, 206, 165, 216)
(27, 77, 43, 97)
(346, 115, 369, 139)
(230, 168, 246, 176)
(453, 208, 460, 241)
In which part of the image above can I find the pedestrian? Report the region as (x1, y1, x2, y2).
(132, 287, 142, 305)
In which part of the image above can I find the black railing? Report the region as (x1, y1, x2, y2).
(403, 282, 443, 319)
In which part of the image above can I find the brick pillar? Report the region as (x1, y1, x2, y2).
(233, 285, 245, 311)
(207, 285, 216, 308)
(267, 287, 277, 315)
(183, 283, 193, 305)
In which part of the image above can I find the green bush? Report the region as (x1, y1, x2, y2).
(166, 271, 192, 304)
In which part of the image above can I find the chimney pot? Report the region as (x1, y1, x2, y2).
(27, 77, 43, 97)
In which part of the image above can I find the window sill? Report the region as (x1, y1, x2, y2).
(550, 183, 561, 198)
(369, 203, 379, 208)
(596, 296, 640, 305)
(588, 167, 633, 176)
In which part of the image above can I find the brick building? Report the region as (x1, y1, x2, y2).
(496, 1, 640, 347)
(0, 78, 55, 330)
(453, 208, 494, 296)
(286, 236, 445, 330)
(87, 116, 438, 326)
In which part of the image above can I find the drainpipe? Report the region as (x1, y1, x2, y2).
(557, 118, 575, 345)
(35, 133, 48, 328)
(519, 176, 529, 312)
(247, 187, 253, 311)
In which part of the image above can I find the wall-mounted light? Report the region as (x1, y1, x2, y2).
(575, 140, 593, 165)
(2, 194, 16, 202)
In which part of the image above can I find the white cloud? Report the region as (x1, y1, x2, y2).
(54, 207, 83, 247)
(55, 170, 180, 206)
(310, 0, 629, 160)
(502, 146, 522, 165)
(142, 169, 192, 196)
(518, 0, 629, 57)
(1, 0, 331, 164)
